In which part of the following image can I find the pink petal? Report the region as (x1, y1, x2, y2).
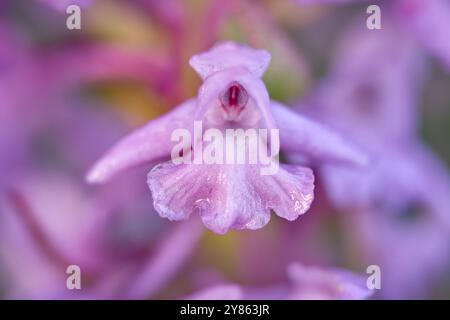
(148, 162, 314, 234)
(86, 99, 196, 183)
(189, 42, 271, 80)
(272, 101, 369, 167)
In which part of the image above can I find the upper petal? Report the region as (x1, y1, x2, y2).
(86, 99, 196, 183)
(272, 101, 370, 167)
(189, 42, 271, 80)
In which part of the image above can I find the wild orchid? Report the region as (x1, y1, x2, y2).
(3, 0, 450, 301)
(87, 42, 367, 234)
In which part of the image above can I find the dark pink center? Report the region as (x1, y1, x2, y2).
(220, 81, 248, 111)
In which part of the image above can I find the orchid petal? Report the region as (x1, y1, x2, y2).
(272, 101, 369, 167)
(86, 99, 196, 183)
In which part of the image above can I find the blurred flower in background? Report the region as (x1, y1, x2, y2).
(0, 0, 449, 299)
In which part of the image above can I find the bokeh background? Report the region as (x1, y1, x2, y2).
(0, 0, 449, 299)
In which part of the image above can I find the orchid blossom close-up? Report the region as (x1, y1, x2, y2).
(1, 0, 449, 303)
(87, 42, 367, 234)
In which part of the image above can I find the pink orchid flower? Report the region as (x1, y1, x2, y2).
(87, 42, 367, 234)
